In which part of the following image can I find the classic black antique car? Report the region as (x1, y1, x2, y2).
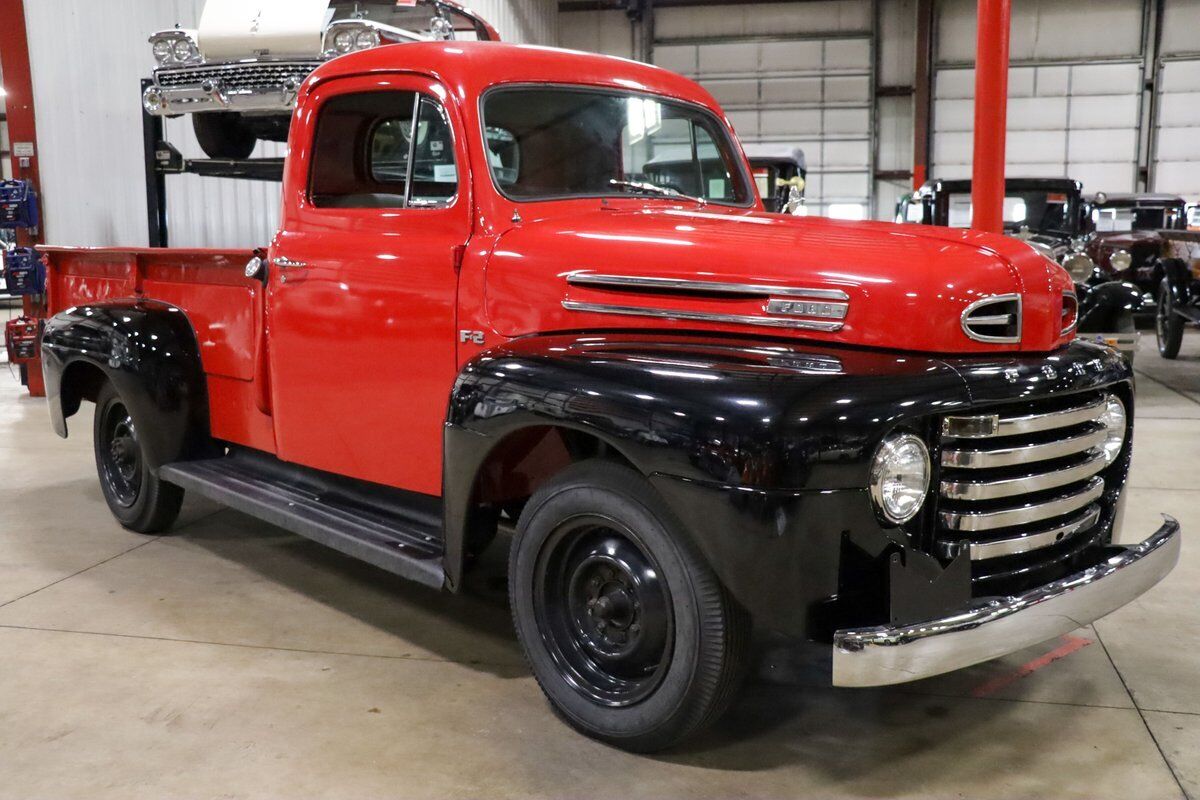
(743, 144, 806, 214)
(1154, 230, 1200, 358)
(897, 178, 1143, 361)
(1086, 192, 1189, 302)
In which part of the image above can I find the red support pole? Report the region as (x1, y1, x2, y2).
(970, 0, 1011, 233)
(912, 0, 933, 190)
(0, 0, 47, 396)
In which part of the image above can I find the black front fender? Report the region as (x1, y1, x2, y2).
(442, 332, 969, 621)
(41, 299, 209, 469)
(1077, 280, 1142, 333)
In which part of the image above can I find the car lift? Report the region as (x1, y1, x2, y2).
(141, 79, 284, 247)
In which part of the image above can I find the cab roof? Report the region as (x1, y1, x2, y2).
(306, 40, 725, 116)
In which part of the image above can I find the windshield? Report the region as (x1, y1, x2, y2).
(481, 87, 752, 205)
(944, 190, 1076, 234)
(1093, 205, 1184, 232)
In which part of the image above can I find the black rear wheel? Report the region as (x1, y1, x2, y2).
(1157, 278, 1184, 359)
(510, 460, 749, 752)
(93, 383, 183, 533)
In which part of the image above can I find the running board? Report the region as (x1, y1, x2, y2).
(159, 450, 446, 589)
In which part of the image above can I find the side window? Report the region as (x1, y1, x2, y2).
(309, 90, 457, 209)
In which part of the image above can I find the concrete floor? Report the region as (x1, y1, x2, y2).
(1, 333, 1198, 799)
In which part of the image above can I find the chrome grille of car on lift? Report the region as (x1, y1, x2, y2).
(935, 391, 1115, 569)
(154, 62, 321, 91)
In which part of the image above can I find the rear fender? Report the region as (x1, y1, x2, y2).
(41, 299, 210, 469)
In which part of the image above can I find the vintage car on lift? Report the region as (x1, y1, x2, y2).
(898, 177, 1143, 362)
(40, 42, 1179, 752)
(1086, 192, 1189, 303)
(143, 0, 498, 159)
(1153, 229, 1200, 358)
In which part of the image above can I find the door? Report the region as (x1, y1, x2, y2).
(266, 74, 471, 495)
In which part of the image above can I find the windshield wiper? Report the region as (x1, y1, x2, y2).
(609, 179, 707, 207)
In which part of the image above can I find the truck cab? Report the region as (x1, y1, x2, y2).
(39, 42, 1179, 752)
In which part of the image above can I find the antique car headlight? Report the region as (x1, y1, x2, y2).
(172, 38, 198, 62)
(355, 29, 381, 49)
(149, 30, 200, 66)
(1062, 252, 1096, 282)
(333, 29, 357, 53)
(1110, 249, 1133, 272)
(326, 23, 386, 56)
(870, 433, 930, 524)
(152, 38, 174, 64)
(1099, 394, 1127, 464)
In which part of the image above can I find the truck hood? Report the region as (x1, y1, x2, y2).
(484, 208, 1075, 354)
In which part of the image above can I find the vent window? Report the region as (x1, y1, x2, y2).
(961, 294, 1021, 344)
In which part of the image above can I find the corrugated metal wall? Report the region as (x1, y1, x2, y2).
(1153, 0, 1200, 197)
(25, 0, 557, 249)
(930, 0, 1147, 193)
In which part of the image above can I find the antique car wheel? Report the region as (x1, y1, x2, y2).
(1157, 278, 1184, 359)
(93, 383, 184, 533)
(509, 460, 749, 753)
(192, 113, 258, 160)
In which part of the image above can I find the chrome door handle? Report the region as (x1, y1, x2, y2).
(273, 257, 307, 269)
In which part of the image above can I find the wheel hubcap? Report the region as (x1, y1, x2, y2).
(534, 517, 673, 707)
(100, 404, 142, 508)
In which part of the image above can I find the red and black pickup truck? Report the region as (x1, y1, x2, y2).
(39, 42, 1179, 752)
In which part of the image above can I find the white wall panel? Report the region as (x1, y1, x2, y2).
(1154, 59, 1200, 196)
(937, 0, 1143, 64)
(469, 0, 558, 45)
(654, 1, 870, 40)
(557, 8, 633, 59)
(932, 62, 1141, 193)
(27, 0, 556, 249)
(26, 0, 204, 247)
(1160, 0, 1200, 57)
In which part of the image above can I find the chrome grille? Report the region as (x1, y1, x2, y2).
(154, 61, 320, 91)
(936, 391, 1114, 563)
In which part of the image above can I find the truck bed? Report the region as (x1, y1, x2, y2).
(42, 246, 275, 450)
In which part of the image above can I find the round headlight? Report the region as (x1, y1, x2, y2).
(333, 29, 356, 53)
(152, 39, 174, 64)
(1110, 249, 1133, 272)
(1099, 394, 1127, 464)
(172, 38, 197, 62)
(1063, 252, 1095, 282)
(354, 29, 381, 50)
(870, 433, 930, 525)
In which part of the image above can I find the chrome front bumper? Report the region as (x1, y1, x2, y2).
(832, 517, 1180, 687)
(144, 83, 300, 116)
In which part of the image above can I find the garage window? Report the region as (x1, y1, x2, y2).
(309, 91, 458, 209)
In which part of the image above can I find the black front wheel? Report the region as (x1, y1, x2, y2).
(509, 460, 749, 752)
(192, 113, 258, 160)
(1157, 278, 1185, 359)
(93, 383, 183, 533)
